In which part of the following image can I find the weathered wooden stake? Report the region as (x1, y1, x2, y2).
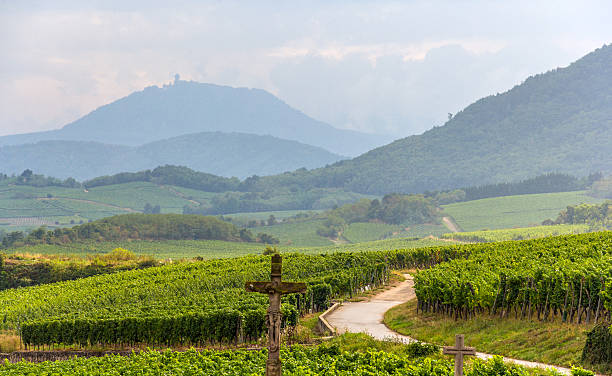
(246, 254, 306, 376)
(443, 334, 476, 376)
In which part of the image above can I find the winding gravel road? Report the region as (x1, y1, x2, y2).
(326, 276, 577, 375)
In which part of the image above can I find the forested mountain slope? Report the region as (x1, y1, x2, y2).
(0, 132, 345, 180)
(259, 44, 612, 194)
(0, 80, 389, 156)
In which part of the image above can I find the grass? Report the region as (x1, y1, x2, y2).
(384, 299, 594, 370)
(0, 331, 20, 352)
(442, 191, 603, 231)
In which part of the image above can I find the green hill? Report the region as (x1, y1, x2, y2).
(441, 191, 603, 231)
(256, 44, 612, 194)
(0, 132, 345, 180)
(0, 80, 390, 157)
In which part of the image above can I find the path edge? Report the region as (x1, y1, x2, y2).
(324, 277, 594, 376)
(317, 302, 341, 335)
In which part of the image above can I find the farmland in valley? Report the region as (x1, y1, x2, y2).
(441, 191, 603, 231)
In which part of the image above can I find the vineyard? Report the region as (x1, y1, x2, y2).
(3, 231, 610, 372)
(440, 224, 589, 243)
(12, 236, 454, 260)
(0, 344, 562, 376)
(414, 232, 612, 325)
(0, 247, 470, 348)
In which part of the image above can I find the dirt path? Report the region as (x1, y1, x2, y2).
(326, 275, 576, 375)
(442, 216, 461, 233)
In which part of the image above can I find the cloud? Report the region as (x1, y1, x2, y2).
(0, 0, 610, 137)
(269, 42, 582, 135)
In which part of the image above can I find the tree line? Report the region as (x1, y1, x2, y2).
(317, 194, 438, 238)
(545, 201, 611, 230)
(425, 172, 601, 204)
(83, 165, 241, 192)
(0, 248, 157, 291)
(4, 167, 603, 219)
(1, 214, 278, 248)
(0, 169, 80, 188)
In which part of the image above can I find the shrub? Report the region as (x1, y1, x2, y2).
(581, 321, 612, 366)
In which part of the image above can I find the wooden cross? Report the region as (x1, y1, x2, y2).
(246, 254, 307, 376)
(443, 334, 476, 376)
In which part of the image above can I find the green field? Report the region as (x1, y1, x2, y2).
(342, 222, 404, 243)
(225, 209, 324, 220)
(12, 236, 456, 260)
(301, 237, 456, 253)
(254, 219, 450, 248)
(16, 239, 267, 260)
(342, 222, 448, 242)
(260, 219, 334, 247)
(441, 224, 590, 242)
(0, 182, 369, 234)
(0, 182, 205, 230)
(55, 182, 202, 213)
(442, 191, 603, 231)
(401, 223, 449, 238)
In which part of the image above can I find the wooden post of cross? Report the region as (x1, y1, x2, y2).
(443, 334, 476, 376)
(246, 254, 307, 376)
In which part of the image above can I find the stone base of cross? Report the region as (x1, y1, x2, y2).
(246, 254, 306, 376)
(443, 334, 476, 376)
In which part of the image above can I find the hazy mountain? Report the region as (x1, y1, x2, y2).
(0, 80, 391, 157)
(256, 44, 612, 194)
(0, 132, 345, 180)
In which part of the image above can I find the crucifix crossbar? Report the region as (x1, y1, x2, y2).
(443, 334, 476, 376)
(245, 254, 306, 376)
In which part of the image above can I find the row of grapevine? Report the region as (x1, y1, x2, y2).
(21, 307, 300, 348)
(17, 231, 606, 348)
(0, 246, 474, 327)
(7, 246, 474, 348)
(0, 346, 575, 376)
(414, 232, 612, 324)
(440, 224, 589, 243)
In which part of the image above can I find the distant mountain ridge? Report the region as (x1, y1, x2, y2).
(0, 80, 391, 157)
(253, 44, 612, 194)
(0, 131, 345, 180)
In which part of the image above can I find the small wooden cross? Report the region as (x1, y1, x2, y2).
(246, 254, 307, 376)
(443, 334, 476, 376)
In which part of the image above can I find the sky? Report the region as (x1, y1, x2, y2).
(0, 0, 611, 138)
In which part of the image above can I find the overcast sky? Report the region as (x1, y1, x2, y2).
(1, 0, 610, 137)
